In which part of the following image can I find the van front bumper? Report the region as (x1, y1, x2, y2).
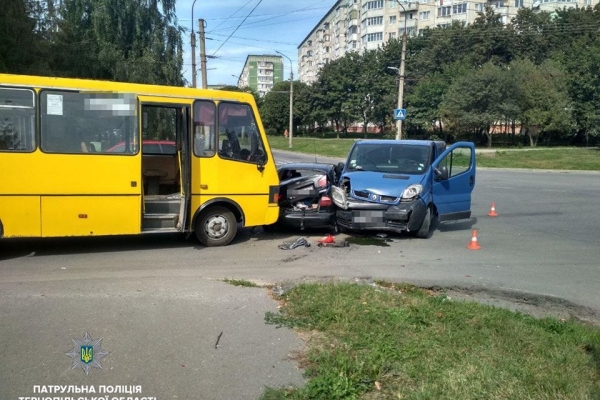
(336, 199, 427, 233)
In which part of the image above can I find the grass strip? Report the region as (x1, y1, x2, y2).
(266, 136, 600, 171)
(262, 282, 600, 400)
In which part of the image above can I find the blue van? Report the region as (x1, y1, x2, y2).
(331, 140, 476, 238)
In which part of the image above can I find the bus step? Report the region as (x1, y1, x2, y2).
(144, 197, 181, 214)
(141, 227, 180, 234)
(142, 213, 179, 230)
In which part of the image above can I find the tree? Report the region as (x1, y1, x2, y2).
(509, 9, 555, 64)
(0, 0, 48, 74)
(467, 6, 514, 66)
(260, 80, 292, 135)
(406, 62, 470, 139)
(440, 62, 513, 147)
(549, 7, 600, 145)
(512, 59, 573, 146)
(292, 81, 313, 133)
(51, 0, 184, 85)
(313, 55, 362, 137)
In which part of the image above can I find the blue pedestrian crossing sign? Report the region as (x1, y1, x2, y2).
(394, 108, 406, 120)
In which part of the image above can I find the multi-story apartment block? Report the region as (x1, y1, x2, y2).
(236, 55, 284, 96)
(298, 0, 595, 84)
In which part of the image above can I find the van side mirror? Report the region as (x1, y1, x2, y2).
(434, 166, 449, 181)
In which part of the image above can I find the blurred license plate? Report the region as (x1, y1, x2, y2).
(353, 210, 384, 223)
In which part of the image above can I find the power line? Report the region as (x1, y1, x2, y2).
(207, 32, 299, 46)
(207, 2, 328, 33)
(209, 0, 255, 32)
(209, 14, 328, 34)
(211, 0, 264, 57)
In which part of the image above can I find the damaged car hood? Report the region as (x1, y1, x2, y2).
(342, 171, 425, 196)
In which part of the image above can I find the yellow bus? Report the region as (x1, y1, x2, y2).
(0, 74, 280, 246)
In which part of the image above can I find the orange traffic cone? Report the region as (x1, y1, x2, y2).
(487, 202, 498, 217)
(467, 230, 482, 250)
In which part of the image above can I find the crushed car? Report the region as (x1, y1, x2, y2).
(266, 163, 340, 231)
(330, 140, 476, 238)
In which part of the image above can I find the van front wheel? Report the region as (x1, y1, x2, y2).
(414, 207, 432, 239)
(195, 206, 237, 246)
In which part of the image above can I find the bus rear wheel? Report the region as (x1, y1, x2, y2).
(195, 206, 237, 247)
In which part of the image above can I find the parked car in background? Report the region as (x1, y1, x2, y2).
(266, 163, 340, 231)
(331, 140, 476, 238)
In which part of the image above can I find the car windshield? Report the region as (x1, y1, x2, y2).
(347, 144, 430, 174)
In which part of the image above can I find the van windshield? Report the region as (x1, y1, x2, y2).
(347, 143, 430, 174)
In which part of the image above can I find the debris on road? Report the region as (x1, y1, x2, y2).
(278, 237, 311, 250)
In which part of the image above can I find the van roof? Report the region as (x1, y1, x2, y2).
(354, 139, 442, 147)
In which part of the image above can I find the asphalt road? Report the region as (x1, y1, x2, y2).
(1, 150, 599, 399)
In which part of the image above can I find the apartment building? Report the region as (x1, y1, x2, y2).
(236, 55, 284, 96)
(298, 0, 595, 84)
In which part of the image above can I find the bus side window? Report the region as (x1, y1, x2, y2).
(193, 101, 216, 157)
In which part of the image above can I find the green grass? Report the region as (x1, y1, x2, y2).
(268, 136, 356, 159)
(477, 148, 600, 170)
(262, 283, 600, 400)
(266, 136, 600, 170)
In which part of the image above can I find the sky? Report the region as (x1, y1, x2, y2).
(175, 0, 337, 87)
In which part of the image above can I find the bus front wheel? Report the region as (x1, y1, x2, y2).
(195, 206, 237, 247)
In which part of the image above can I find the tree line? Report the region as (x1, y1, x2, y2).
(0, 0, 184, 86)
(259, 6, 600, 147)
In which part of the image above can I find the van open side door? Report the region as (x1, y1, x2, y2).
(431, 142, 476, 222)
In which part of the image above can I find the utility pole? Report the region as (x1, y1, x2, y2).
(395, 1, 407, 140)
(199, 19, 208, 89)
(276, 51, 294, 149)
(190, 0, 199, 88)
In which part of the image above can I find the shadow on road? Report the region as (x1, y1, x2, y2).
(0, 233, 195, 260)
(437, 217, 478, 232)
(0, 224, 254, 260)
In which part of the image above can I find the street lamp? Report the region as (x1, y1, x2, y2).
(393, 0, 408, 140)
(276, 50, 294, 149)
(190, 0, 200, 88)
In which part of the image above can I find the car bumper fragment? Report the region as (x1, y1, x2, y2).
(336, 199, 427, 233)
(280, 211, 336, 229)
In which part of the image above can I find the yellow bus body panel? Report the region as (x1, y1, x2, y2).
(0, 150, 141, 238)
(190, 153, 280, 227)
(0, 196, 41, 237)
(41, 196, 140, 237)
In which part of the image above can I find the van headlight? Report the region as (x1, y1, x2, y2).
(401, 184, 423, 201)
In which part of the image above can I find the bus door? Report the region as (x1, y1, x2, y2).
(139, 101, 191, 233)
